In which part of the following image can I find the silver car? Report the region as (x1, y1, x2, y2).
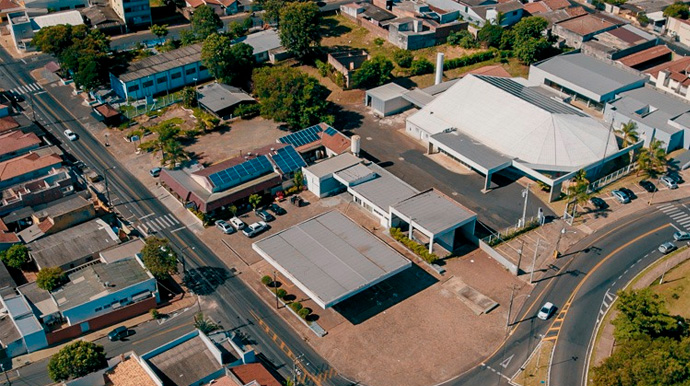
(674, 231, 690, 241)
(215, 220, 235, 234)
(611, 190, 630, 204)
(242, 221, 268, 238)
(660, 176, 678, 189)
(658, 242, 677, 254)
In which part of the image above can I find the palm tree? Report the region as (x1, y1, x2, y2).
(566, 169, 591, 215)
(637, 139, 667, 176)
(615, 121, 640, 164)
(163, 140, 187, 168)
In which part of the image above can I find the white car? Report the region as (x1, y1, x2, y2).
(215, 220, 235, 234)
(242, 221, 268, 238)
(64, 129, 78, 141)
(229, 217, 246, 230)
(660, 176, 678, 189)
(537, 302, 555, 320)
(674, 231, 690, 241)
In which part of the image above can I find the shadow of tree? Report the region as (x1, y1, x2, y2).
(320, 16, 352, 38)
(183, 266, 231, 296)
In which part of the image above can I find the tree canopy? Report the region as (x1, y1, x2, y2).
(48, 341, 107, 382)
(191, 5, 223, 40)
(141, 237, 179, 279)
(202, 33, 254, 86)
(477, 23, 503, 48)
(36, 267, 66, 291)
(351, 56, 394, 89)
(252, 66, 332, 128)
(664, 2, 689, 19)
(507, 16, 550, 64)
(612, 288, 686, 341)
(278, 1, 321, 60)
(151, 24, 169, 39)
(0, 244, 29, 269)
(261, 0, 284, 26)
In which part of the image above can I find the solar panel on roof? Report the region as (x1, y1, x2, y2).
(278, 125, 323, 147)
(207, 155, 275, 191)
(324, 127, 338, 136)
(272, 146, 307, 174)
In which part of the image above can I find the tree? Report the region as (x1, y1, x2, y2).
(0, 244, 29, 269)
(565, 169, 590, 215)
(410, 58, 434, 76)
(351, 56, 394, 89)
(48, 341, 107, 382)
(151, 24, 169, 40)
(36, 267, 66, 291)
(181, 86, 198, 108)
(477, 23, 503, 48)
(612, 288, 686, 341)
(637, 139, 667, 176)
(227, 21, 248, 38)
(510, 16, 550, 64)
(664, 1, 689, 19)
(393, 49, 413, 68)
(180, 29, 197, 46)
(448, 30, 478, 48)
(615, 121, 640, 163)
(162, 140, 188, 167)
(191, 5, 222, 40)
(513, 37, 550, 64)
(202, 33, 254, 85)
(141, 237, 179, 279)
(194, 312, 220, 334)
(252, 66, 332, 128)
(261, 0, 284, 26)
(193, 108, 220, 132)
(293, 170, 304, 190)
(278, 1, 321, 60)
(31, 24, 76, 59)
(249, 193, 261, 209)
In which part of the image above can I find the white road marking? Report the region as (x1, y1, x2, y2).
(670, 212, 687, 219)
(140, 213, 155, 220)
(164, 214, 179, 224)
(157, 216, 172, 227)
(670, 223, 682, 232)
(499, 354, 514, 368)
(170, 226, 186, 233)
(661, 206, 679, 213)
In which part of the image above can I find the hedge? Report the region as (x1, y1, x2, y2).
(261, 275, 272, 286)
(298, 308, 312, 319)
(390, 227, 439, 264)
(275, 288, 287, 299)
(443, 50, 498, 71)
(290, 301, 303, 312)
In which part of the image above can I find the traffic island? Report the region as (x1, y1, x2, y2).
(511, 340, 554, 386)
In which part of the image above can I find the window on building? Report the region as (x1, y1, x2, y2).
(157, 77, 167, 84)
(74, 4, 84, 8)
(125, 7, 131, 12)
(128, 84, 140, 92)
(59, 6, 69, 10)
(95, 307, 102, 312)
(143, 80, 153, 87)
(185, 68, 196, 75)
(171, 72, 181, 79)
(199, 65, 207, 71)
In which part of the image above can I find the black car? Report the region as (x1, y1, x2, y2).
(639, 180, 657, 193)
(665, 172, 683, 184)
(590, 197, 608, 210)
(108, 326, 131, 341)
(268, 203, 287, 216)
(255, 209, 275, 222)
(619, 187, 636, 200)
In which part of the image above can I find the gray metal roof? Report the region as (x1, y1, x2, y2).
(303, 153, 361, 179)
(533, 52, 647, 97)
(32, 194, 92, 220)
(99, 238, 145, 264)
(2, 294, 43, 336)
(610, 86, 690, 135)
(365, 82, 408, 101)
(346, 163, 419, 213)
(231, 29, 282, 55)
(333, 163, 376, 184)
(402, 88, 435, 107)
(146, 334, 221, 386)
(17, 281, 58, 317)
(252, 211, 411, 308)
(0, 260, 15, 290)
(197, 83, 254, 114)
(118, 44, 202, 83)
(392, 189, 476, 235)
(430, 130, 513, 171)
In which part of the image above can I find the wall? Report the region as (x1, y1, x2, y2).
(24, 326, 48, 352)
(118, 62, 211, 100)
(479, 240, 518, 274)
(48, 205, 96, 234)
(0, 163, 62, 190)
(668, 17, 690, 46)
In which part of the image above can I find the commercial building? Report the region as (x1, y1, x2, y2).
(253, 211, 412, 309)
(277, 122, 351, 163)
(302, 153, 362, 197)
(364, 82, 413, 116)
(197, 82, 254, 119)
(110, 0, 150, 28)
(529, 51, 648, 110)
(617, 45, 672, 71)
(8, 10, 84, 50)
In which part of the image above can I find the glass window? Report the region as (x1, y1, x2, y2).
(171, 72, 181, 79)
(185, 68, 196, 75)
(157, 77, 167, 84)
(143, 80, 153, 87)
(128, 84, 139, 92)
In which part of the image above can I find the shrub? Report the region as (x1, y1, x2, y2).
(443, 50, 497, 70)
(275, 288, 287, 299)
(315, 59, 330, 77)
(373, 37, 385, 46)
(138, 140, 158, 153)
(290, 301, 303, 312)
(298, 307, 311, 319)
(261, 275, 273, 286)
(389, 227, 439, 264)
(410, 58, 434, 76)
(150, 308, 161, 319)
(234, 103, 260, 119)
(37, 267, 66, 291)
(393, 50, 413, 68)
(447, 30, 478, 48)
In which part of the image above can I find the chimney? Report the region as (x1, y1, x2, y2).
(435, 52, 444, 85)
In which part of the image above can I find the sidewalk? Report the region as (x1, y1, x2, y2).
(11, 293, 197, 368)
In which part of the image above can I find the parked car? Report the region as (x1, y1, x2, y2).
(255, 209, 275, 222)
(589, 197, 608, 210)
(108, 326, 131, 341)
(639, 180, 656, 193)
(660, 175, 678, 189)
(674, 231, 690, 241)
(665, 172, 683, 184)
(64, 129, 78, 141)
(659, 242, 677, 254)
(229, 217, 246, 230)
(149, 167, 162, 177)
(619, 187, 636, 199)
(611, 190, 630, 204)
(537, 302, 556, 320)
(268, 203, 286, 216)
(242, 221, 268, 238)
(290, 195, 304, 207)
(215, 220, 235, 234)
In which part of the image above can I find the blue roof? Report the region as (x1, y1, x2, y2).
(207, 155, 274, 192)
(278, 124, 323, 147)
(272, 146, 307, 174)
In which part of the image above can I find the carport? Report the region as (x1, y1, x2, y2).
(428, 130, 513, 192)
(390, 189, 477, 254)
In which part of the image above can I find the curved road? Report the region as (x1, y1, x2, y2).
(449, 199, 684, 386)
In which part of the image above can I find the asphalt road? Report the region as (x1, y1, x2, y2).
(0, 48, 349, 386)
(448, 200, 682, 386)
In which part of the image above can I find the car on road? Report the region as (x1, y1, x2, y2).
(660, 175, 678, 189)
(229, 217, 245, 230)
(537, 302, 555, 320)
(268, 203, 286, 216)
(611, 190, 630, 204)
(674, 231, 690, 241)
(639, 180, 656, 193)
(589, 197, 608, 210)
(149, 167, 162, 177)
(108, 326, 131, 341)
(658, 242, 677, 254)
(242, 221, 268, 238)
(215, 220, 235, 234)
(64, 129, 78, 141)
(255, 209, 275, 222)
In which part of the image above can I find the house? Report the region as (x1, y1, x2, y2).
(528, 51, 648, 110)
(328, 50, 370, 89)
(0, 164, 75, 217)
(0, 218, 19, 252)
(197, 82, 255, 119)
(8, 10, 84, 51)
(0, 151, 63, 190)
(230, 29, 287, 63)
(616, 0, 674, 32)
(667, 17, 690, 47)
(160, 144, 306, 214)
(277, 122, 352, 163)
(646, 57, 690, 102)
(386, 16, 468, 50)
(17, 193, 96, 242)
(340, 2, 396, 27)
(110, 0, 150, 28)
(581, 24, 658, 61)
(109, 44, 210, 100)
(80, 0, 126, 35)
(0, 131, 40, 162)
(617, 45, 672, 70)
(93, 103, 122, 125)
(185, 0, 238, 15)
(0, 0, 22, 22)
(27, 217, 119, 271)
(551, 13, 625, 49)
(364, 82, 413, 116)
(430, 0, 524, 27)
(0, 288, 47, 357)
(605, 85, 690, 151)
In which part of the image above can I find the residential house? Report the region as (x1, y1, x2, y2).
(0, 288, 47, 357)
(197, 82, 255, 119)
(17, 194, 96, 242)
(386, 16, 467, 50)
(0, 164, 75, 217)
(551, 12, 625, 49)
(230, 29, 287, 63)
(110, 0, 150, 28)
(327, 50, 370, 89)
(0, 151, 63, 190)
(8, 10, 84, 51)
(80, 0, 126, 35)
(430, 0, 523, 27)
(581, 24, 658, 60)
(0, 218, 19, 252)
(646, 56, 690, 102)
(0, 131, 41, 162)
(185, 0, 238, 15)
(667, 17, 690, 47)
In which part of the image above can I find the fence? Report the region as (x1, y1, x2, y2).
(119, 92, 183, 119)
(483, 216, 538, 246)
(587, 163, 637, 193)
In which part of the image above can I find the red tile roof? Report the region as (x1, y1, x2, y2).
(0, 0, 19, 11)
(319, 129, 350, 155)
(186, 0, 203, 7)
(543, 0, 570, 10)
(618, 45, 672, 68)
(0, 232, 19, 244)
(645, 56, 690, 79)
(556, 13, 617, 36)
(0, 131, 40, 157)
(523, 1, 549, 14)
(229, 363, 282, 386)
(0, 152, 62, 182)
(94, 104, 120, 118)
(0, 116, 20, 133)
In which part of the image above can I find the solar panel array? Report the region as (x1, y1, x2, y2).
(278, 124, 323, 147)
(324, 127, 338, 136)
(208, 155, 274, 191)
(272, 146, 307, 174)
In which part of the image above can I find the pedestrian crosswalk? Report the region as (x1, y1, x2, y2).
(8, 82, 42, 96)
(658, 203, 690, 230)
(136, 214, 180, 234)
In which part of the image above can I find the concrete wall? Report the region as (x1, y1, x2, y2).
(668, 17, 690, 47)
(604, 105, 684, 152)
(23, 326, 48, 352)
(479, 240, 518, 275)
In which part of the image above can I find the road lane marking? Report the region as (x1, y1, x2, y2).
(670, 223, 682, 232)
(170, 226, 186, 233)
(131, 321, 194, 346)
(140, 213, 155, 220)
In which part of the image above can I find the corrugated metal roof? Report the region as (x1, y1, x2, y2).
(303, 153, 361, 178)
(392, 189, 476, 235)
(231, 29, 282, 56)
(346, 163, 419, 212)
(33, 10, 83, 28)
(252, 211, 411, 308)
(197, 82, 254, 114)
(365, 82, 408, 101)
(118, 44, 202, 83)
(430, 130, 513, 171)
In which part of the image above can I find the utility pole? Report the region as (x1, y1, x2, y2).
(530, 239, 541, 284)
(516, 239, 525, 274)
(506, 286, 516, 332)
(520, 184, 530, 228)
(648, 175, 662, 205)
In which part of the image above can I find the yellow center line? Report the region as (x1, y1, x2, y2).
(132, 321, 195, 346)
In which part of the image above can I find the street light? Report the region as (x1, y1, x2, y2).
(101, 166, 116, 209)
(507, 289, 530, 331)
(519, 184, 530, 228)
(193, 77, 198, 106)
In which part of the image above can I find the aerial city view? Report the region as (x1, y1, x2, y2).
(0, 0, 688, 384)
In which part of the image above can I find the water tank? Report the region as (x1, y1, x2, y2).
(351, 135, 361, 157)
(435, 52, 445, 85)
